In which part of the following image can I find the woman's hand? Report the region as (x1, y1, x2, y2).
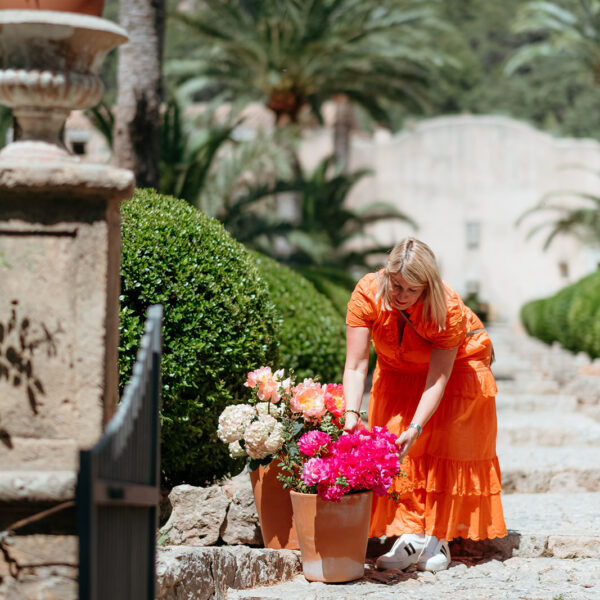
(343, 411, 362, 432)
(395, 427, 420, 459)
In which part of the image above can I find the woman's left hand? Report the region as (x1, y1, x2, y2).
(395, 427, 420, 460)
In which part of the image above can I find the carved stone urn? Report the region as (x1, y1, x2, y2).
(0, 10, 123, 162)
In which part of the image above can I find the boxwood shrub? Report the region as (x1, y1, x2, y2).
(520, 270, 600, 358)
(296, 266, 355, 318)
(120, 189, 279, 486)
(252, 253, 346, 383)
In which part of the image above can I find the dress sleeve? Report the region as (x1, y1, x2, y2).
(430, 291, 468, 349)
(346, 273, 378, 328)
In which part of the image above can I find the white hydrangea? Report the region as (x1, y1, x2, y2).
(245, 442, 271, 459)
(227, 440, 246, 459)
(217, 404, 256, 443)
(259, 413, 278, 428)
(243, 419, 271, 447)
(263, 422, 285, 453)
(255, 402, 281, 419)
(242, 415, 285, 457)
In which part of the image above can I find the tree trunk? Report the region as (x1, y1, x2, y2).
(333, 96, 354, 173)
(113, 0, 166, 189)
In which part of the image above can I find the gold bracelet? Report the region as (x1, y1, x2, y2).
(344, 409, 361, 418)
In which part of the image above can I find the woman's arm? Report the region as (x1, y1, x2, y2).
(396, 346, 458, 458)
(342, 325, 371, 431)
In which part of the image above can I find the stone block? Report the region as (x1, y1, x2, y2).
(159, 484, 230, 546)
(564, 376, 600, 405)
(0, 535, 77, 600)
(0, 566, 77, 600)
(0, 471, 75, 503)
(221, 472, 261, 546)
(1, 534, 77, 568)
(218, 547, 301, 593)
(547, 536, 600, 559)
(156, 546, 301, 600)
(156, 546, 215, 600)
(511, 534, 547, 558)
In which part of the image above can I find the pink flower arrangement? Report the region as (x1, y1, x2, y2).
(218, 366, 402, 502)
(218, 366, 347, 469)
(290, 379, 327, 422)
(324, 383, 345, 423)
(297, 430, 332, 457)
(245, 366, 285, 403)
(297, 426, 401, 501)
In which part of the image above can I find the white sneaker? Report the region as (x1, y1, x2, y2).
(417, 535, 450, 572)
(375, 533, 426, 570)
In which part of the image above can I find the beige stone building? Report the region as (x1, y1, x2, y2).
(302, 114, 600, 324)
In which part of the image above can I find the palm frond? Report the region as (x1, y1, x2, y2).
(86, 101, 114, 149)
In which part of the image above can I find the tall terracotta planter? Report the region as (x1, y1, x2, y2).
(290, 490, 373, 583)
(0, 1, 105, 15)
(249, 463, 299, 550)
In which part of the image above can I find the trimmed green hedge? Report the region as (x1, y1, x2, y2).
(521, 271, 600, 357)
(296, 266, 354, 318)
(120, 190, 279, 486)
(252, 253, 347, 383)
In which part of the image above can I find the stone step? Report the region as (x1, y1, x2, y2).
(498, 445, 600, 493)
(226, 557, 600, 599)
(495, 393, 578, 412)
(490, 492, 600, 559)
(370, 492, 600, 562)
(492, 369, 543, 382)
(221, 493, 600, 599)
(156, 545, 301, 599)
(496, 379, 560, 394)
(496, 411, 600, 446)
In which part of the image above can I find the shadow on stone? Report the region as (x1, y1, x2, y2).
(450, 532, 521, 562)
(367, 532, 521, 568)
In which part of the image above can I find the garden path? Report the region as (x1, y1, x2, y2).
(228, 324, 600, 599)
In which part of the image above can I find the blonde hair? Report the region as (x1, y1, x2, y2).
(377, 237, 447, 329)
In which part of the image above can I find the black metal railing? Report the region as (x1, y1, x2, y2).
(77, 305, 163, 600)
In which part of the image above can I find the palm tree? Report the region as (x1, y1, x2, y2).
(517, 168, 600, 249)
(223, 155, 417, 271)
(159, 99, 240, 204)
(507, 3, 600, 248)
(113, 0, 166, 188)
(170, 0, 449, 170)
(506, 0, 600, 83)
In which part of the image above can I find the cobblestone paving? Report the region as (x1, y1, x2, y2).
(229, 557, 600, 599)
(226, 324, 600, 599)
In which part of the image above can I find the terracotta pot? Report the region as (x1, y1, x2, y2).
(249, 463, 299, 550)
(0, 1, 105, 15)
(290, 490, 373, 583)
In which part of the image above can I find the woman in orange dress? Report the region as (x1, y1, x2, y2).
(343, 238, 507, 572)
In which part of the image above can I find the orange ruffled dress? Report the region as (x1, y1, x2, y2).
(346, 272, 507, 541)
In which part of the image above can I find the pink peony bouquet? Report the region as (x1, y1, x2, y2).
(217, 366, 349, 471)
(296, 426, 401, 501)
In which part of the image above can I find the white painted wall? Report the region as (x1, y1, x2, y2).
(314, 115, 600, 324)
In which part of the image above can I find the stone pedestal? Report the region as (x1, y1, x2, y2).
(0, 165, 133, 473)
(0, 10, 133, 599)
